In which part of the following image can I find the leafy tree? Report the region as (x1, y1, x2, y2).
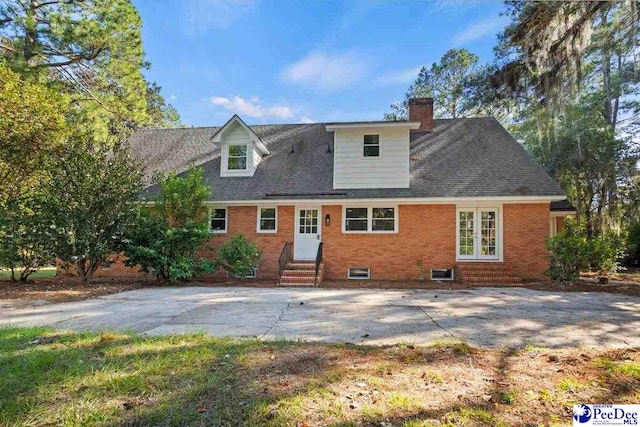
(0, 62, 68, 203)
(146, 82, 182, 128)
(0, 0, 180, 139)
(216, 234, 262, 279)
(123, 167, 215, 281)
(385, 49, 480, 120)
(0, 194, 57, 281)
(44, 137, 144, 284)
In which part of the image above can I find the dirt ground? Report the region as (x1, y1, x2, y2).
(241, 343, 640, 426)
(0, 277, 154, 304)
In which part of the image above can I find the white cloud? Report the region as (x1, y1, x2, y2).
(281, 51, 370, 91)
(169, 94, 178, 101)
(452, 15, 509, 46)
(374, 66, 422, 87)
(298, 116, 315, 124)
(210, 95, 294, 120)
(184, 0, 256, 33)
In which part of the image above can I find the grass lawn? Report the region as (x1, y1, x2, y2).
(0, 328, 638, 427)
(0, 267, 56, 280)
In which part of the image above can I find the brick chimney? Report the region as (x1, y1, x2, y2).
(408, 97, 433, 131)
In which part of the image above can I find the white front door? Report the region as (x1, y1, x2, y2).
(294, 207, 321, 260)
(457, 208, 499, 260)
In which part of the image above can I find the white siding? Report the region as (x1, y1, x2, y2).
(220, 121, 262, 177)
(333, 127, 410, 189)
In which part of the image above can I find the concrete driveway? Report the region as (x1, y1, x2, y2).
(1, 286, 639, 348)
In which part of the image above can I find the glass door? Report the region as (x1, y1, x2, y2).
(478, 208, 498, 259)
(458, 209, 476, 259)
(457, 208, 499, 260)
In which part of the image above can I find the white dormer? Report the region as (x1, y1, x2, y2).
(212, 115, 270, 177)
(326, 121, 420, 189)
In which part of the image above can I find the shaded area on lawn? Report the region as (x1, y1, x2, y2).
(0, 328, 638, 426)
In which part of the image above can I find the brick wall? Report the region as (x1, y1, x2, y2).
(503, 203, 550, 280)
(202, 205, 295, 280)
(321, 204, 456, 280)
(89, 202, 551, 282)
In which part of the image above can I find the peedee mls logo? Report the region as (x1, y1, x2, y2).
(573, 404, 639, 426)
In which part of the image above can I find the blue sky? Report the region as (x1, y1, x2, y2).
(134, 0, 509, 127)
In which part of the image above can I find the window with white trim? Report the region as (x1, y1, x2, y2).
(209, 208, 227, 233)
(363, 134, 380, 157)
(228, 144, 248, 170)
(258, 207, 277, 232)
(344, 207, 396, 233)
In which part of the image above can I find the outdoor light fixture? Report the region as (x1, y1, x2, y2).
(325, 214, 331, 226)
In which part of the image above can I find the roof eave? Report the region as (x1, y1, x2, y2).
(325, 121, 421, 131)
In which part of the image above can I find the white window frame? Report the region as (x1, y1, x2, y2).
(209, 207, 228, 234)
(227, 144, 249, 171)
(342, 206, 398, 234)
(257, 206, 278, 233)
(348, 267, 370, 280)
(455, 205, 503, 262)
(363, 134, 380, 158)
(245, 267, 257, 279)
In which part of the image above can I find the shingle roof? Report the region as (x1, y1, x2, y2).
(551, 200, 576, 212)
(128, 118, 565, 201)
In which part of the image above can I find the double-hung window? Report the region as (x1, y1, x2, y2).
(363, 135, 380, 157)
(257, 207, 277, 233)
(344, 207, 397, 233)
(209, 208, 227, 233)
(228, 144, 248, 170)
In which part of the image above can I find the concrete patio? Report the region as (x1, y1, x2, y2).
(1, 286, 638, 348)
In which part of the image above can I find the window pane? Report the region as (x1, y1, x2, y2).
(372, 219, 394, 231)
(228, 145, 247, 157)
(364, 145, 380, 157)
(372, 208, 394, 219)
(346, 219, 368, 231)
(364, 135, 379, 145)
(228, 157, 246, 170)
(260, 219, 276, 230)
(260, 208, 276, 220)
(346, 208, 367, 219)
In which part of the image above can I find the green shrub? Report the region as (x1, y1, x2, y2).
(587, 233, 623, 274)
(216, 234, 262, 279)
(546, 232, 589, 281)
(547, 232, 624, 281)
(123, 167, 216, 282)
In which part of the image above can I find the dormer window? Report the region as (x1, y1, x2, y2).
(228, 144, 248, 170)
(363, 135, 380, 157)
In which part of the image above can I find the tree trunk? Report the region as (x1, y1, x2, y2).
(75, 258, 88, 285)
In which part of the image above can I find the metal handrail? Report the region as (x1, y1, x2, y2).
(314, 242, 323, 285)
(278, 241, 292, 282)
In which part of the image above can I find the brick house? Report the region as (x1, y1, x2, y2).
(115, 97, 574, 285)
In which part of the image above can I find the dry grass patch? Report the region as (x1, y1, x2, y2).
(0, 328, 638, 426)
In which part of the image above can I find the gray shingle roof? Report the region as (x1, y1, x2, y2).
(128, 118, 565, 201)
